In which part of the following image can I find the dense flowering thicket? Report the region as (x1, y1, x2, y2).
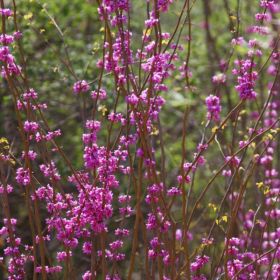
(0, 0, 280, 279)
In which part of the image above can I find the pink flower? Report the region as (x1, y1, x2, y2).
(16, 168, 30, 186)
(73, 80, 90, 94)
(205, 95, 221, 121)
(23, 121, 39, 133)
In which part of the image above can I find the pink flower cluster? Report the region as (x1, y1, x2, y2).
(1, 0, 280, 279)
